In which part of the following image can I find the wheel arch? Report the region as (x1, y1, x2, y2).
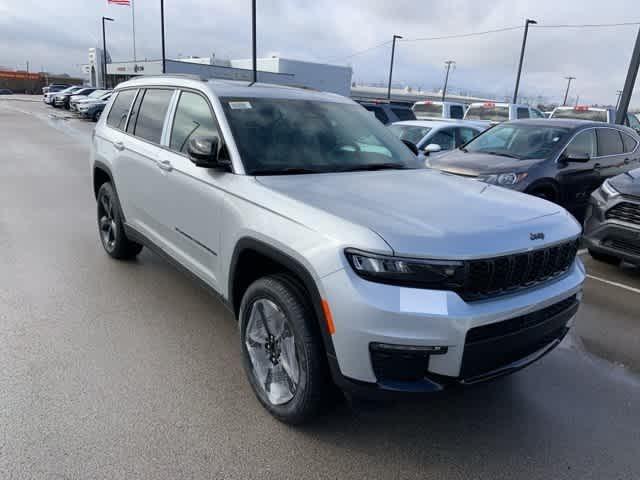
(525, 178, 561, 201)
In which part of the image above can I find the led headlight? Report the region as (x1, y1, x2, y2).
(600, 179, 620, 200)
(345, 249, 465, 289)
(477, 172, 528, 186)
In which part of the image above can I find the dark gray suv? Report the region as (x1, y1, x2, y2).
(429, 119, 640, 221)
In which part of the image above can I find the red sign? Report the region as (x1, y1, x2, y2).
(0, 70, 41, 80)
(483, 102, 496, 108)
(574, 106, 590, 111)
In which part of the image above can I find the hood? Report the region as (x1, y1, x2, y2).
(429, 150, 543, 176)
(610, 168, 640, 196)
(257, 169, 580, 259)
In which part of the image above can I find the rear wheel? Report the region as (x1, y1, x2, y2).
(588, 249, 620, 265)
(239, 274, 329, 424)
(97, 182, 143, 260)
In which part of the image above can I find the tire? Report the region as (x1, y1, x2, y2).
(588, 249, 620, 265)
(96, 182, 143, 260)
(239, 274, 329, 424)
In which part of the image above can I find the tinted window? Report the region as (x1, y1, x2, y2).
(221, 97, 420, 174)
(389, 124, 432, 145)
(622, 132, 638, 153)
(553, 108, 607, 122)
(457, 127, 478, 145)
(517, 107, 530, 119)
(465, 105, 509, 122)
(531, 109, 546, 118)
(429, 128, 456, 150)
(596, 128, 624, 156)
(106, 89, 136, 130)
(627, 113, 640, 130)
(391, 107, 415, 121)
(170, 91, 218, 153)
(126, 90, 144, 134)
(413, 102, 442, 116)
(450, 105, 464, 119)
(465, 124, 569, 159)
(365, 106, 389, 124)
(131, 89, 174, 144)
(565, 130, 596, 158)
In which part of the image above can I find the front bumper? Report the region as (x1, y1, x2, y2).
(321, 258, 584, 395)
(583, 192, 640, 264)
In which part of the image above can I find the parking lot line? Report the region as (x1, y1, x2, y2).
(586, 274, 640, 295)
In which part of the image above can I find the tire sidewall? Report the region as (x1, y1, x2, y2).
(239, 278, 314, 422)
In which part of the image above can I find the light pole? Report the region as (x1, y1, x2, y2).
(441, 60, 455, 102)
(616, 90, 623, 110)
(102, 17, 114, 89)
(616, 26, 640, 124)
(387, 34, 402, 100)
(160, 0, 166, 73)
(562, 76, 575, 106)
(251, 0, 257, 84)
(513, 18, 537, 104)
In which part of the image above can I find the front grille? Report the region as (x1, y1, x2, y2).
(606, 202, 640, 226)
(460, 295, 578, 380)
(459, 240, 579, 301)
(603, 238, 640, 256)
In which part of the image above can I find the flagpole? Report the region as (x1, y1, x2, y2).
(131, 0, 137, 61)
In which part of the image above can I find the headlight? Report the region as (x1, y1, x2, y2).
(345, 249, 465, 289)
(477, 172, 528, 186)
(600, 179, 619, 200)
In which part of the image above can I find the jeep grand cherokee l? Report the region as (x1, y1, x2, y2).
(91, 76, 585, 424)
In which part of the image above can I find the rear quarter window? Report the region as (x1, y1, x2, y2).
(596, 128, 624, 156)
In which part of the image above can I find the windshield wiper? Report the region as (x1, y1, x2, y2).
(338, 163, 408, 172)
(251, 167, 324, 175)
(484, 151, 523, 160)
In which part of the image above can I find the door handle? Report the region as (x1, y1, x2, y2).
(157, 159, 173, 171)
(113, 141, 125, 151)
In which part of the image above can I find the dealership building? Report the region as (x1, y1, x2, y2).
(87, 48, 353, 96)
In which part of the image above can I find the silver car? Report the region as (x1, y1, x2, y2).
(91, 76, 585, 423)
(389, 120, 485, 157)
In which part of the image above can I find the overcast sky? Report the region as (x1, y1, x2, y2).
(0, 0, 638, 105)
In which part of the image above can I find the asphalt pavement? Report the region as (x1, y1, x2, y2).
(1, 99, 639, 480)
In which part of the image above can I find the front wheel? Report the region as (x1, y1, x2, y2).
(239, 274, 329, 424)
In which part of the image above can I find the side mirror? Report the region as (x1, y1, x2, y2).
(187, 136, 221, 167)
(423, 143, 442, 155)
(401, 139, 419, 156)
(564, 152, 591, 163)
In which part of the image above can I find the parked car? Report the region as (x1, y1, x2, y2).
(42, 84, 68, 94)
(44, 86, 80, 105)
(92, 76, 584, 423)
(412, 100, 466, 120)
(550, 106, 640, 134)
(584, 168, 640, 265)
(70, 89, 108, 112)
(54, 87, 95, 109)
(464, 102, 546, 126)
(0, 88, 13, 95)
(429, 119, 640, 221)
(77, 92, 112, 121)
(358, 100, 415, 124)
(389, 120, 484, 157)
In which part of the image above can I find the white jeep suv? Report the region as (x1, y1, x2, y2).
(91, 76, 585, 423)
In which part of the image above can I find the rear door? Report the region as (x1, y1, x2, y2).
(159, 89, 224, 288)
(595, 127, 626, 181)
(115, 87, 175, 245)
(556, 128, 599, 215)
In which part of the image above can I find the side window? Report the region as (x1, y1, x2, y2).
(390, 107, 415, 121)
(627, 114, 640, 131)
(429, 128, 456, 150)
(126, 89, 144, 134)
(565, 130, 596, 158)
(531, 109, 546, 119)
(596, 128, 624, 156)
(517, 107, 530, 119)
(170, 91, 218, 153)
(622, 132, 638, 153)
(106, 89, 136, 130)
(130, 89, 174, 144)
(457, 127, 478, 146)
(450, 105, 464, 119)
(365, 106, 389, 124)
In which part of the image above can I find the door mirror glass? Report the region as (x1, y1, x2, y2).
(187, 136, 220, 167)
(424, 143, 442, 154)
(565, 152, 591, 163)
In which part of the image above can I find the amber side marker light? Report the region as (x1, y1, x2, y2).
(321, 299, 336, 335)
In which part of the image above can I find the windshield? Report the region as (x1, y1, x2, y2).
(88, 90, 107, 98)
(413, 103, 442, 116)
(464, 124, 570, 159)
(465, 105, 509, 122)
(552, 108, 608, 122)
(389, 124, 432, 145)
(221, 98, 421, 174)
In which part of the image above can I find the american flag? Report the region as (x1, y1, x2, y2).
(108, 0, 130, 5)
